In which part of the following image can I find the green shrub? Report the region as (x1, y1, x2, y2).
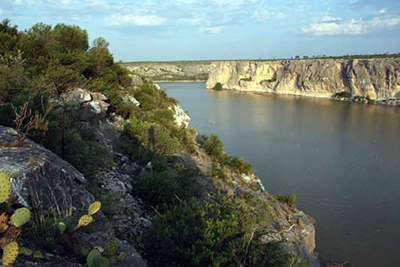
(213, 82, 223, 91)
(333, 91, 352, 98)
(275, 194, 297, 208)
(41, 108, 111, 178)
(226, 155, 253, 175)
(144, 194, 304, 267)
(135, 168, 196, 207)
(202, 134, 224, 161)
(366, 96, 376, 105)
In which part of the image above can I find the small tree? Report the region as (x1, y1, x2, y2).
(92, 37, 109, 48)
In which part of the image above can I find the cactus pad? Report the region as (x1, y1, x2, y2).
(2, 241, 19, 267)
(0, 226, 20, 249)
(0, 172, 12, 203)
(104, 240, 118, 257)
(117, 252, 127, 261)
(87, 249, 101, 267)
(88, 201, 101, 215)
(78, 214, 93, 228)
(95, 257, 110, 267)
(19, 247, 33, 256)
(58, 221, 66, 235)
(10, 207, 31, 227)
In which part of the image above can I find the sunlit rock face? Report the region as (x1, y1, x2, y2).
(207, 58, 400, 100)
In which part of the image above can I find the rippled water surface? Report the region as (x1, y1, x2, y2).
(161, 82, 400, 267)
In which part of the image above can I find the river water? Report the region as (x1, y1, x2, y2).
(160, 82, 400, 267)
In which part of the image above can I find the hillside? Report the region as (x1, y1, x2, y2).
(0, 20, 319, 266)
(121, 61, 211, 82)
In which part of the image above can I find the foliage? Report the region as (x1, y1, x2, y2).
(275, 194, 297, 208)
(213, 82, 223, 91)
(144, 194, 304, 267)
(0, 18, 129, 126)
(199, 134, 253, 175)
(134, 161, 197, 207)
(0, 172, 31, 267)
(333, 91, 352, 98)
(41, 106, 111, 178)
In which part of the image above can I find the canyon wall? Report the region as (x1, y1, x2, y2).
(206, 59, 400, 100)
(122, 61, 211, 82)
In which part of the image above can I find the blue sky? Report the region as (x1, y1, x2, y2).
(1, 0, 399, 61)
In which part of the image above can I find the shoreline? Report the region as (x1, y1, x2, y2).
(155, 80, 207, 83)
(206, 88, 400, 106)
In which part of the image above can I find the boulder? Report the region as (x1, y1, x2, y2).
(61, 88, 92, 103)
(129, 74, 144, 87)
(0, 126, 92, 213)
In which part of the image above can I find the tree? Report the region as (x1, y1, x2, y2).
(53, 24, 89, 52)
(92, 37, 109, 48)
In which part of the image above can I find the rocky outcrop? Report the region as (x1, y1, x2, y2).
(0, 125, 92, 211)
(206, 59, 400, 100)
(123, 61, 211, 82)
(170, 104, 190, 128)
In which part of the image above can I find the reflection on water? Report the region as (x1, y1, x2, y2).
(160, 83, 400, 267)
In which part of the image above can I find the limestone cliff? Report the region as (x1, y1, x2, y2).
(206, 59, 400, 100)
(122, 61, 211, 82)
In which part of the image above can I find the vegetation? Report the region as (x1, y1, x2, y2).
(213, 82, 223, 91)
(198, 134, 253, 175)
(275, 194, 297, 208)
(0, 172, 31, 266)
(333, 91, 352, 98)
(144, 195, 306, 267)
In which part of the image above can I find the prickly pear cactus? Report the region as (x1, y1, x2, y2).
(78, 214, 93, 228)
(87, 249, 101, 267)
(0, 172, 12, 203)
(19, 247, 33, 256)
(117, 252, 127, 261)
(104, 240, 118, 257)
(10, 207, 31, 227)
(95, 257, 110, 267)
(2, 241, 19, 267)
(58, 221, 66, 235)
(88, 201, 101, 216)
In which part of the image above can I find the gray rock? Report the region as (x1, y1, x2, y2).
(0, 126, 93, 212)
(129, 74, 144, 87)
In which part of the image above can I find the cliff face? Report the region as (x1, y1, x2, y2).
(206, 59, 400, 100)
(122, 61, 211, 82)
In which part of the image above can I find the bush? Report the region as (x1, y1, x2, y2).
(275, 194, 297, 208)
(213, 82, 223, 91)
(41, 108, 111, 178)
(144, 194, 304, 267)
(226, 155, 253, 175)
(333, 91, 352, 98)
(202, 134, 224, 161)
(134, 164, 196, 207)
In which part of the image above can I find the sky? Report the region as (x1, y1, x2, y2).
(0, 0, 399, 61)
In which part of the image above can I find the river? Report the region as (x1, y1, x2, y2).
(160, 82, 400, 267)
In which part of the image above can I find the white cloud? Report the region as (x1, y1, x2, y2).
(321, 15, 341, 22)
(106, 14, 166, 26)
(178, 17, 204, 26)
(252, 10, 285, 22)
(302, 12, 400, 35)
(200, 26, 223, 34)
(0, 8, 3, 15)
